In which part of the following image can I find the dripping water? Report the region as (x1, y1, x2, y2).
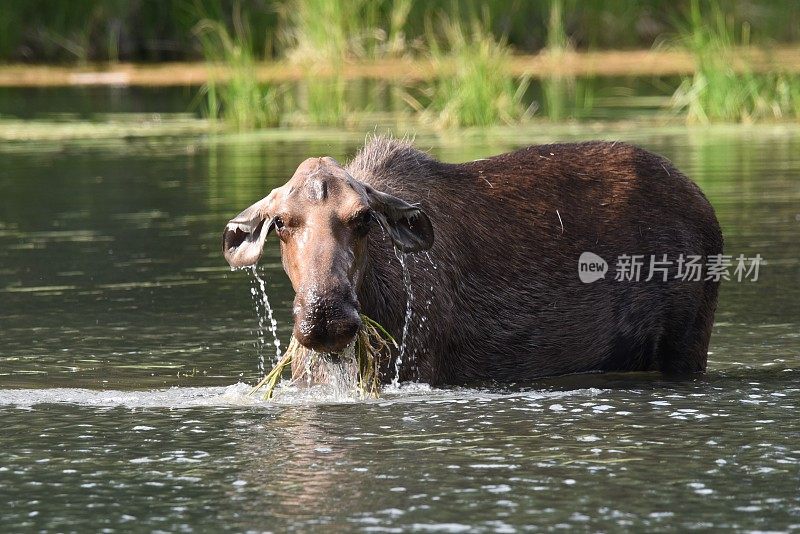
(424, 251, 437, 271)
(292, 343, 361, 399)
(305, 351, 314, 388)
(392, 249, 414, 386)
(248, 275, 266, 375)
(250, 267, 282, 373)
(318, 342, 358, 394)
(410, 251, 438, 380)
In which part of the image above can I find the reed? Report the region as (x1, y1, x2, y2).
(672, 0, 800, 122)
(420, 12, 531, 128)
(546, 0, 569, 54)
(540, 76, 596, 121)
(284, 0, 412, 125)
(282, 0, 351, 125)
(194, 13, 284, 130)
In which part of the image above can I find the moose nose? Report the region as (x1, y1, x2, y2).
(293, 294, 361, 353)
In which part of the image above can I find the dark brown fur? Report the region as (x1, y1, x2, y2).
(348, 138, 722, 384)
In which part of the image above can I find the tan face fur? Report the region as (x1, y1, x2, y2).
(223, 156, 433, 353)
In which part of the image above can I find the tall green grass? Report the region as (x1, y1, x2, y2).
(541, 76, 596, 121)
(285, 0, 413, 61)
(283, 0, 413, 126)
(3, 1, 800, 63)
(672, 0, 800, 123)
(546, 0, 569, 54)
(194, 14, 283, 130)
(185, 0, 800, 130)
(419, 13, 531, 128)
(282, 0, 350, 125)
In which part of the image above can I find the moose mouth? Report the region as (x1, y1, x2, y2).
(222, 217, 269, 268)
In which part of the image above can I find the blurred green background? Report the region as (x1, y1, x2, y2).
(1, 0, 798, 62)
(1, 0, 799, 128)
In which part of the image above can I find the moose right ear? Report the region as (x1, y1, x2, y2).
(222, 193, 276, 268)
(365, 186, 434, 253)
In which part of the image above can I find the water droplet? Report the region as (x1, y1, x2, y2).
(393, 249, 414, 386)
(249, 267, 282, 375)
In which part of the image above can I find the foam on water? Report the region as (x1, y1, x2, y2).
(0, 384, 609, 409)
(0, 383, 257, 409)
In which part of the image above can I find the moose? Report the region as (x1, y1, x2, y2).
(223, 137, 722, 385)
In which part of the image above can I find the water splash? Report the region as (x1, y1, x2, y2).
(413, 252, 438, 380)
(248, 278, 267, 375)
(0, 384, 609, 408)
(250, 267, 282, 372)
(288, 341, 364, 400)
(392, 249, 414, 386)
(304, 350, 314, 388)
(317, 347, 359, 394)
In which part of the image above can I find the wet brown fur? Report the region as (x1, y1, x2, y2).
(348, 137, 722, 385)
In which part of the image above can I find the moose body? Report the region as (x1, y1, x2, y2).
(223, 137, 722, 385)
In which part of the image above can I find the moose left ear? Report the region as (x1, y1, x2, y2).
(366, 187, 434, 252)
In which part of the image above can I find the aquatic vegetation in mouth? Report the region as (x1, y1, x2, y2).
(248, 314, 397, 400)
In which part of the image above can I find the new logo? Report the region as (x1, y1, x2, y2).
(578, 252, 608, 283)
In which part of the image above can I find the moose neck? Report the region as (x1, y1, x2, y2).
(357, 235, 409, 347)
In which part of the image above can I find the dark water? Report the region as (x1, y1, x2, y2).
(0, 86, 197, 120)
(1, 110, 799, 530)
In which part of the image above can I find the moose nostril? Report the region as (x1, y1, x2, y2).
(342, 319, 359, 338)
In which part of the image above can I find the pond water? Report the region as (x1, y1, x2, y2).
(0, 99, 799, 530)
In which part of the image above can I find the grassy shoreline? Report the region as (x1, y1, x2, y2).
(3, 46, 800, 88)
(3, 116, 800, 144)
